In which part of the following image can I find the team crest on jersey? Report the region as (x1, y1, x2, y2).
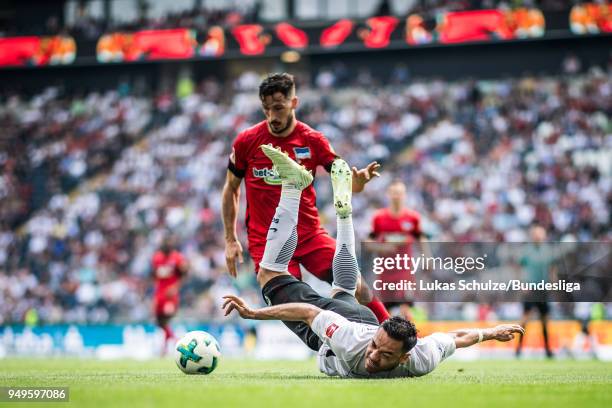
(293, 147, 311, 159)
(401, 221, 414, 231)
(253, 167, 282, 185)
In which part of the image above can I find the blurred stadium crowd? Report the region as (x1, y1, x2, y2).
(0, 59, 610, 324)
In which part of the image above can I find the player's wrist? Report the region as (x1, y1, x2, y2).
(482, 328, 494, 342)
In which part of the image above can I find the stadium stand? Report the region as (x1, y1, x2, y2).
(0, 62, 609, 324)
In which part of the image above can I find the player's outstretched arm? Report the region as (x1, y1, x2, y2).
(449, 324, 525, 348)
(222, 171, 244, 277)
(222, 295, 321, 326)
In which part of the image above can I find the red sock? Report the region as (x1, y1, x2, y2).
(163, 325, 174, 341)
(367, 298, 390, 323)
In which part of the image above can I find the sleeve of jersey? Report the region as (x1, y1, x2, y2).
(311, 310, 362, 361)
(228, 134, 247, 178)
(312, 133, 338, 172)
(409, 333, 456, 377)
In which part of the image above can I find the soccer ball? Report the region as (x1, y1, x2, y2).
(174, 331, 220, 375)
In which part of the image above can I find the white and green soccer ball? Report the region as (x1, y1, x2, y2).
(174, 331, 220, 375)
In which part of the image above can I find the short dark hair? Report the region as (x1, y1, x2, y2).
(259, 73, 295, 100)
(381, 316, 418, 353)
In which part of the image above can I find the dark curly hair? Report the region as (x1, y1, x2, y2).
(259, 73, 295, 100)
(381, 316, 418, 352)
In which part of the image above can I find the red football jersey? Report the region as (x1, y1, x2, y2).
(371, 208, 422, 244)
(152, 250, 185, 297)
(229, 120, 337, 247)
(371, 208, 422, 295)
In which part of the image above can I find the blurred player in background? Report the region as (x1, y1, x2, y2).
(152, 236, 188, 354)
(370, 179, 427, 320)
(515, 225, 555, 359)
(222, 72, 390, 323)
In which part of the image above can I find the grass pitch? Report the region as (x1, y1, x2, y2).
(0, 358, 611, 408)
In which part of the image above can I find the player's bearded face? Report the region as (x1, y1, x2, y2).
(364, 329, 409, 373)
(261, 92, 296, 135)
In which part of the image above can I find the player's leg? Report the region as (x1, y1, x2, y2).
(253, 145, 327, 349)
(156, 309, 175, 356)
(329, 158, 359, 297)
(330, 158, 390, 321)
(256, 148, 376, 350)
(315, 159, 379, 325)
(538, 303, 553, 358)
(516, 303, 532, 357)
(251, 242, 302, 281)
(256, 144, 313, 288)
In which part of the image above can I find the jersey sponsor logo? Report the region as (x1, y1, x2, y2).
(293, 146, 311, 159)
(386, 232, 408, 242)
(252, 167, 282, 185)
(156, 265, 173, 278)
(325, 323, 340, 338)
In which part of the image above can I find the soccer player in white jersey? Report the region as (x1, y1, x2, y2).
(223, 145, 524, 378)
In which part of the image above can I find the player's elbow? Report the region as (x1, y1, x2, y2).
(454, 338, 470, 349)
(304, 305, 322, 326)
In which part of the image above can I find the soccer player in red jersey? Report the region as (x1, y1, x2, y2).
(222, 72, 390, 323)
(152, 236, 188, 354)
(370, 180, 427, 320)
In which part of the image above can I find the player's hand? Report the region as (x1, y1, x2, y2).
(352, 162, 381, 192)
(225, 239, 244, 278)
(222, 295, 256, 319)
(490, 324, 525, 342)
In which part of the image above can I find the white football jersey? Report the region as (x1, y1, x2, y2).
(311, 310, 456, 378)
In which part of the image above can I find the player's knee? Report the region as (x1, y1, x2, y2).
(355, 278, 373, 304)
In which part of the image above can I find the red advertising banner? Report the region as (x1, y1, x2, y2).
(320, 19, 354, 48)
(275, 23, 308, 49)
(232, 24, 270, 56)
(570, 2, 612, 34)
(0, 35, 76, 67)
(359, 16, 399, 48)
(97, 28, 196, 62)
(406, 8, 545, 45)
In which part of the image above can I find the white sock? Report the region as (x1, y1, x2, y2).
(260, 183, 301, 272)
(336, 215, 356, 258)
(332, 215, 359, 296)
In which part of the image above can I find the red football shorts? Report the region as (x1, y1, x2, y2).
(249, 231, 336, 283)
(154, 296, 179, 317)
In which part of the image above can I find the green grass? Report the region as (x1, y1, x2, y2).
(0, 359, 611, 408)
